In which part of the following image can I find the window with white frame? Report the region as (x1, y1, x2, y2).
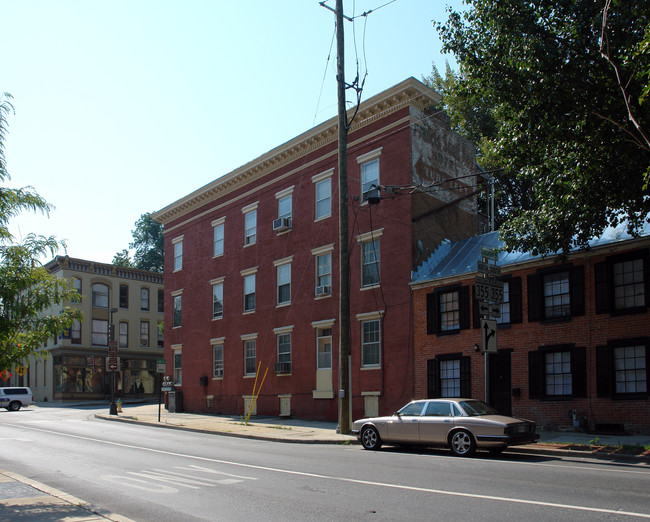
(277, 193, 292, 220)
(317, 327, 332, 370)
(242, 203, 258, 245)
(440, 359, 461, 397)
(211, 278, 224, 319)
(172, 291, 182, 327)
(278, 334, 291, 362)
(243, 336, 257, 376)
(140, 321, 150, 347)
(173, 346, 182, 384)
(141, 287, 150, 311)
(119, 321, 128, 348)
(439, 290, 460, 331)
(172, 236, 183, 271)
(242, 269, 256, 312)
(212, 338, 224, 378)
(71, 319, 81, 344)
(357, 230, 382, 288)
(357, 148, 382, 201)
(545, 350, 572, 396)
(275, 257, 292, 306)
(614, 345, 647, 394)
(312, 170, 333, 220)
(312, 244, 333, 296)
(91, 319, 108, 346)
(92, 283, 109, 308)
(212, 218, 225, 257)
(613, 258, 645, 310)
(357, 311, 382, 368)
(543, 271, 570, 318)
(72, 277, 82, 303)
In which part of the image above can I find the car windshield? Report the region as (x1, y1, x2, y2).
(459, 400, 499, 416)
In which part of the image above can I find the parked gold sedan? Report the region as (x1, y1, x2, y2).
(351, 399, 539, 456)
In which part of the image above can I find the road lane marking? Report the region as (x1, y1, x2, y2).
(8, 423, 650, 518)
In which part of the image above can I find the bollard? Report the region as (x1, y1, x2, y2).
(117, 398, 122, 413)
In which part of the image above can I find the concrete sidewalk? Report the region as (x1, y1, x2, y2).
(97, 403, 650, 459)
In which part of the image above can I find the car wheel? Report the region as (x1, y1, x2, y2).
(449, 429, 476, 457)
(488, 446, 506, 456)
(8, 401, 21, 412)
(361, 426, 383, 450)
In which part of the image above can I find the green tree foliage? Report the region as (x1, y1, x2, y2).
(435, 0, 650, 256)
(115, 213, 163, 273)
(0, 93, 82, 371)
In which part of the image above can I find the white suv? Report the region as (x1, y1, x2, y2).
(0, 387, 33, 411)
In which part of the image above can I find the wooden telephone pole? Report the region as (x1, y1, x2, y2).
(335, 0, 351, 434)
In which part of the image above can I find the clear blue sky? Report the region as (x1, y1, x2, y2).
(2, 0, 463, 264)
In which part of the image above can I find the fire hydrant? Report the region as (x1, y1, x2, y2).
(116, 398, 122, 413)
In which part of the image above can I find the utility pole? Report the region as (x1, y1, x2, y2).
(335, 0, 351, 434)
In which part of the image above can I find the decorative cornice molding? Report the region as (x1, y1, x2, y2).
(153, 77, 440, 226)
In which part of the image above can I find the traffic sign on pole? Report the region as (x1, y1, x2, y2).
(480, 319, 498, 353)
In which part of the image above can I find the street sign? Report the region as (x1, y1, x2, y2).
(480, 319, 498, 353)
(156, 359, 166, 374)
(107, 356, 120, 372)
(477, 261, 501, 277)
(490, 303, 501, 318)
(481, 247, 498, 261)
(475, 278, 504, 303)
(109, 339, 118, 351)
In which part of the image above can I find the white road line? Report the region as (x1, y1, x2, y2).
(8, 423, 650, 519)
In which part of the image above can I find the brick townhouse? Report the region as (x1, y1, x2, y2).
(152, 77, 480, 423)
(411, 222, 650, 433)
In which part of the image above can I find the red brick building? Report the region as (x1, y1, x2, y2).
(153, 78, 479, 423)
(411, 223, 650, 434)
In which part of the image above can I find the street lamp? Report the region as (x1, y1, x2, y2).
(109, 307, 118, 415)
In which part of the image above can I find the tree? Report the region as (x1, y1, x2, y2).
(114, 213, 163, 273)
(435, 0, 650, 256)
(0, 93, 82, 371)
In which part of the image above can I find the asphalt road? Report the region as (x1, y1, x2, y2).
(1, 405, 650, 521)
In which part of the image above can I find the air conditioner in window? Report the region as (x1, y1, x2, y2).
(363, 188, 381, 205)
(315, 285, 332, 296)
(275, 362, 291, 373)
(272, 217, 292, 231)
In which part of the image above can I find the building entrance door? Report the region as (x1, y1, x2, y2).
(488, 350, 512, 416)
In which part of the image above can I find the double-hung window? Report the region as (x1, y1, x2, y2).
(440, 291, 460, 332)
(317, 327, 332, 370)
(529, 344, 587, 399)
(119, 321, 128, 348)
(242, 203, 258, 246)
(91, 319, 108, 346)
(357, 312, 382, 368)
(242, 334, 257, 376)
(312, 169, 333, 220)
(211, 278, 224, 319)
(528, 266, 584, 322)
(173, 346, 182, 385)
(212, 338, 224, 379)
(312, 244, 334, 297)
(439, 359, 460, 397)
(275, 257, 292, 306)
(140, 321, 150, 347)
(92, 283, 109, 308)
(242, 268, 257, 313)
(141, 288, 150, 311)
(212, 218, 225, 257)
(357, 148, 382, 202)
(119, 284, 128, 309)
(172, 290, 182, 327)
(544, 271, 570, 319)
(274, 326, 293, 373)
(357, 229, 383, 288)
(595, 251, 648, 315)
(427, 354, 471, 398)
(172, 236, 183, 271)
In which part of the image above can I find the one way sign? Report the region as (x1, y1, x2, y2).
(480, 319, 497, 353)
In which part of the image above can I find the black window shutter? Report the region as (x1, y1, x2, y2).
(572, 346, 587, 398)
(460, 356, 472, 397)
(459, 286, 470, 330)
(527, 274, 542, 322)
(509, 277, 523, 324)
(426, 292, 438, 335)
(472, 285, 480, 329)
(594, 262, 610, 314)
(427, 358, 438, 398)
(570, 265, 585, 317)
(596, 345, 612, 398)
(528, 350, 542, 399)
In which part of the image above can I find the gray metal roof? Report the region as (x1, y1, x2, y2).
(411, 220, 650, 283)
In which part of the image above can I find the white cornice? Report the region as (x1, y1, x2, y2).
(152, 77, 441, 226)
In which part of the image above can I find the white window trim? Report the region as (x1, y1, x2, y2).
(312, 168, 334, 184)
(356, 147, 383, 164)
(311, 244, 335, 256)
(241, 202, 259, 214)
(356, 310, 385, 322)
(172, 235, 184, 272)
(311, 319, 335, 329)
(273, 325, 294, 335)
(212, 217, 226, 258)
(209, 277, 225, 286)
(240, 267, 258, 277)
(273, 255, 294, 267)
(275, 186, 295, 200)
(210, 337, 226, 345)
(356, 228, 384, 244)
